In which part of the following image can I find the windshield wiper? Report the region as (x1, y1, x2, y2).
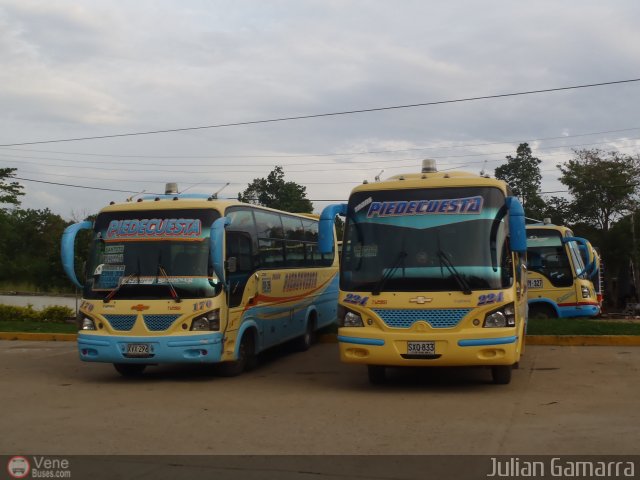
(103, 272, 137, 303)
(372, 251, 407, 296)
(437, 250, 472, 295)
(156, 264, 181, 303)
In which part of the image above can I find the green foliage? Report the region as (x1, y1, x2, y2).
(527, 317, 640, 335)
(0, 320, 77, 333)
(558, 149, 640, 232)
(539, 195, 573, 226)
(0, 208, 74, 292)
(0, 304, 74, 323)
(0, 168, 24, 209)
(495, 143, 545, 217)
(238, 166, 313, 213)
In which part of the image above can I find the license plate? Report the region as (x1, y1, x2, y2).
(407, 341, 435, 355)
(528, 279, 543, 288)
(126, 343, 151, 357)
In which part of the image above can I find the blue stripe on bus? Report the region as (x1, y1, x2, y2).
(457, 336, 518, 347)
(337, 335, 385, 346)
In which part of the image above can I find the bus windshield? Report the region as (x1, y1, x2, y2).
(341, 186, 512, 292)
(83, 208, 221, 300)
(526, 228, 586, 287)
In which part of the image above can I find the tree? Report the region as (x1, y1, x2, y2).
(558, 149, 640, 233)
(0, 168, 24, 209)
(0, 208, 72, 291)
(495, 143, 545, 218)
(539, 195, 573, 226)
(238, 166, 313, 213)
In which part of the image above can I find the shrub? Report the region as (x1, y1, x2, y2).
(0, 304, 74, 323)
(39, 305, 75, 322)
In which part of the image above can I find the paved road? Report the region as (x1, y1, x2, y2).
(0, 340, 638, 455)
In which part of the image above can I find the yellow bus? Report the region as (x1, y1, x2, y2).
(61, 184, 339, 376)
(318, 160, 528, 384)
(526, 222, 600, 318)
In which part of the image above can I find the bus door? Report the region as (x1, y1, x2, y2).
(226, 231, 258, 331)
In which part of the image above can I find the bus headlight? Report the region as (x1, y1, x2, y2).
(483, 303, 516, 328)
(80, 317, 96, 330)
(338, 306, 364, 327)
(191, 309, 220, 331)
(581, 285, 590, 298)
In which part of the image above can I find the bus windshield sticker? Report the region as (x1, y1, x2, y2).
(105, 245, 125, 254)
(106, 218, 202, 240)
(96, 264, 125, 289)
(354, 244, 378, 258)
(354, 196, 373, 213)
(366, 196, 483, 218)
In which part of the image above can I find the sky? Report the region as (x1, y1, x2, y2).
(1, 0, 639, 220)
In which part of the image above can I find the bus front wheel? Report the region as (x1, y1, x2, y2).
(113, 363, 146, 377)
(217, 333, 256, 377)
(491, 365, 512, 385)
(529, 303, 557, 319)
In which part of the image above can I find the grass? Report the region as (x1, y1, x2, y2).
(527, 317, 640, 336)
(0, 320, 77, 334)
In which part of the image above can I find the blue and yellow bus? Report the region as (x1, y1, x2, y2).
(318, 160, 528, 384)
(61, 184, 339, 376)
(526, 221, 600, 318)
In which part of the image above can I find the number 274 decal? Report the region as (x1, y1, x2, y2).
(477, 292, 504, 306)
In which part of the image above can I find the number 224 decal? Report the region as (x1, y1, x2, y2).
(344, 293, 369, 306)
(477, 292, 504, 306)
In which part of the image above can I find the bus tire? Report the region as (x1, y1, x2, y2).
(294, 316, 317, 352)
(367, 365, 387, 385)
(113, 363, 146, 377)
(491, 365, 512, 385)
(217, 333, 256, 377)
(529, 303, 556, 319)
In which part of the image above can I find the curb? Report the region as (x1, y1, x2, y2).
(1, 332, 639, 347)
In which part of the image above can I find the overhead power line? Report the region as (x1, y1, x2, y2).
(2, 126, 640, 159)
(13, 176, 350, 200)
(1, 136, 638, 170)
(2, 78, 640, 147)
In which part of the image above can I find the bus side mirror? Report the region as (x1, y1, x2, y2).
(506, 197, 526, 253)
(210, 217, 231, 285)
(319, 203, 347, 254)
(61, 220, 93, 289)
(563, 236, 592, 277)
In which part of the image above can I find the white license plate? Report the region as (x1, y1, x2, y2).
(407, 341, 436, 355)
(126, 343, 151, 357)
(528, 279, 543, 288)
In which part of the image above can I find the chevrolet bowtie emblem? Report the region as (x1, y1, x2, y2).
(131, 304, 150, 312)
(409, 296, 432, 304)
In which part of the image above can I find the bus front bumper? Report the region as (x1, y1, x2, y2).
(558, 304, 600, 318)
(337, 328, 521, 367)
(78, 332, 224, 364)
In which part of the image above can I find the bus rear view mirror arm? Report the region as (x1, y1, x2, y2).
(319, 203, 347, 254)
(61, 220, 93, 289)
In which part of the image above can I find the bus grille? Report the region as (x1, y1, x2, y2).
(104, 315, 137, 331)
(372, 308, 472, 329)
(143, 314, 180, 331)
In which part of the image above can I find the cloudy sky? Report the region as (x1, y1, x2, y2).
(1, 0, 639, 219)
